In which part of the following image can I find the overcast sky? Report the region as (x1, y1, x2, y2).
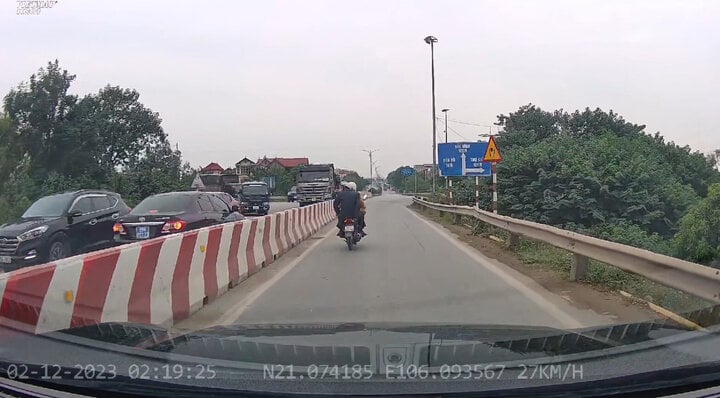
(1, 0, 718, 177)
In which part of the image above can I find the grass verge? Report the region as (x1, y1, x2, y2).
(425, 207, 710, 315)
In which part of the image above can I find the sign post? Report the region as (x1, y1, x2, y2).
(437, 142, 492, 178)
(438, 142, 492, 208)
(482, 135, 503, 214)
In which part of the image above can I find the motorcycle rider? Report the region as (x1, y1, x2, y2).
(347, 182, 367, 236)
(333, 181, 361, 237)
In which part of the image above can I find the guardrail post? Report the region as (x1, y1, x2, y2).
(507, 233, 520, 251)
(571, 254, 589, 281)
(453, 214, 462, 225)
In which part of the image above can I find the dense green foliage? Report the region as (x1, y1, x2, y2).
(386, 167, 433, 194)
(0, 61, 194, 221)
(494, 104, 719, 263)
(674, 184, 720, 266)
(391, 104, 720, 265)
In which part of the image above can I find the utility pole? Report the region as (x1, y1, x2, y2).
(441, 108, 450, 195)
(362, 149, 378, 189)
(424, 35, 438, 193)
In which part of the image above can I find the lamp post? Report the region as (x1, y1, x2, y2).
(441, 108, 449, 143)
(424, 35, 438, 193)
(362, 149, 378, 189)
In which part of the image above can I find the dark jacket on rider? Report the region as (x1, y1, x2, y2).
(334, 190, 361, 226)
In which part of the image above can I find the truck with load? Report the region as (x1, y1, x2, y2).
(192, 171, 243, 199)
(295, 164, 339, 207)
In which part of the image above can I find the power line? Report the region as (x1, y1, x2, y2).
(447, 125, 469, 140)
(435, 116, 472, 141)
(436, 116, 501, 130)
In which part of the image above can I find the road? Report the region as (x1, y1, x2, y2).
(177, 194, 617, 331)
(268, 201, 297, 214)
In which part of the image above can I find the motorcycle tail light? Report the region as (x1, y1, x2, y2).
(344, 218, 354, 225)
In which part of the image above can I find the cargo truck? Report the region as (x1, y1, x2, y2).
(295, 164, 338, 207)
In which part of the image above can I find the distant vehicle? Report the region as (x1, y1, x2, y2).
(287, 186, 298, 202)
(0, 190, 131, 271)
(192, 171, 242, 197)
(210, 191, 240, 209)
(239, 181, 270, 215)
(296, 164, 338, 207)
(224, 183, 243, 200)
(113, 191, 231, 243)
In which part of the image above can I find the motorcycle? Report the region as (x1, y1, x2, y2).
(342, 217, 361, 250)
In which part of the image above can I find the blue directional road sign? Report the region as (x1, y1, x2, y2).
(437, 142, 492, 177)
(401, 167, 415, 176)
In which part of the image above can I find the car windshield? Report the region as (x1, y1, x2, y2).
(242, 185, 268, 195)
(21, 193, 74, 217)
(3, 1, 720, 397)
(298, 171, 330, 182)
(131, 194, 194, 214)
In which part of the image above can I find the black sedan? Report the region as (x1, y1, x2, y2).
(113, 192, 231, 243)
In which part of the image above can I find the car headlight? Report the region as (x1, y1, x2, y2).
(17, 225, 49, 242)
(262, 202, 270, 206)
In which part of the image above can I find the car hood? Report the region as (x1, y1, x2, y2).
(1, 319, 717, 396)
(46, 319, 696, 363)
(0, 217, 60, 236)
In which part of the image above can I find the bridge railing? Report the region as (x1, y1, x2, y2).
(412, 196, 720, 304)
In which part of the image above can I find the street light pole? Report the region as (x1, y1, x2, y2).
(425, 35, 438, 194)
(362, 149, 378, 189)
(441, 108, 449, 143)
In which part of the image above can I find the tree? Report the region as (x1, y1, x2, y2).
(495, 105, 719, 240)
(0, 60, 194, 217)
(68, 86, 167, 170)
(341, 171, 369, 190)
(3, 60, 77, 180)
(674, 184, 720, 266)
(116, 141, 193, 205)
(387, 166, 432, 193)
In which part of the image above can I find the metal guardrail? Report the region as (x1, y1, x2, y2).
(412, 196, 720, 304)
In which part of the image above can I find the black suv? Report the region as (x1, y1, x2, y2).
(0, 190, 131, 271)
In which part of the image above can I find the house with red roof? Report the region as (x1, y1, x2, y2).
(201, 162, 225, 175)
(255, 157, 309, 171)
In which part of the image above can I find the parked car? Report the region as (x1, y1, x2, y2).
(113, 191, 232, 243)
(0, 190, 131, 272)
(287, 186, 298, 202)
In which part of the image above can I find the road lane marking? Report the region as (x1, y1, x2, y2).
(216, 226, 336, 325)
(405, 207, 583, 329)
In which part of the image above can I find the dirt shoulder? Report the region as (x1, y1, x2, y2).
(410, 206, 657, 324)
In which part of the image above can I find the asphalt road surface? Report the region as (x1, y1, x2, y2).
(269, 201, 298, 214)
(177, 194, 617, 331)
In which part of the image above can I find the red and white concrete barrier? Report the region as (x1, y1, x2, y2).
(0, 201, 336, 335)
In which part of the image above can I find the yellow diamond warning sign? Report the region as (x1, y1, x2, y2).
(483, 135, 503, 162)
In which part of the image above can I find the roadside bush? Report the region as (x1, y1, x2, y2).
(589, 221, 672, 255)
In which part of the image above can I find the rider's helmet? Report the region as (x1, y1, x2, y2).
(347, 182, 357, 191)
(340, 181, 351, 190)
